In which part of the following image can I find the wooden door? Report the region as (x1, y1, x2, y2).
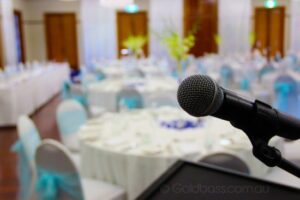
(117, 12, 148, 58)
(269, 7, 285, 57)
(14, 10, 26, 63)
(255, 8, 269, 54)
(45, 13, 78, 69)
(255, 7, 285, 58)
(184, 0, 218, 57)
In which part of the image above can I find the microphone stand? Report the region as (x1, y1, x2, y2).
(230, 101, 300, 178)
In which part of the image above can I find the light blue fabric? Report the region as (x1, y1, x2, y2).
(11, 140, 32, 200)
(274, 82, 296, 113)
(61, 81, 88, 106)
(22, 127, 42, 161)
(118, 97, 143, 110)
(220, 66, 233, 88)
(196, 60, 207, 74)
(36, 168, 83, 200)
(57, 110, 87, 136)
(259, 65, 275, 78)
(96, 72, 105, 81)
(61, 81, 71, 100)
(240, 78, 250, 91)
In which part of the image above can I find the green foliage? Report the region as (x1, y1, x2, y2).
(123, 35, 147, 56)
(249, 32, 256, 47)
(214, 34, 222, 46)
(159, 30, 195, 64)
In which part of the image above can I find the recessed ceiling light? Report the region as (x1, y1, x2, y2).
(124, 4, 139, 13)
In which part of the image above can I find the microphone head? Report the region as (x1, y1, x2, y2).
(177, 75, 224, 117)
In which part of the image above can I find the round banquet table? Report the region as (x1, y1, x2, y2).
(79, 107, 283, 200)
(87, 77, 178, 112)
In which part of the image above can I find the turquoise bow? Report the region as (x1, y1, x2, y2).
(11, 140, 32, 200)
(119, 97, 142, 110)
(274, 82, 295, 112)
(61, 81, 88, 106)
(36, 169, 83, 200)
(240, 79, 250, 91)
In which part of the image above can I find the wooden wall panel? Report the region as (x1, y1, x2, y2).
(255, 8, 269, 54)
(269, 7, 285, 57)
(184, 0, 218, 57)
(45, 13, 78, 69)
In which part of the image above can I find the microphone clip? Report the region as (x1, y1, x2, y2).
(231, 100, 300, 178)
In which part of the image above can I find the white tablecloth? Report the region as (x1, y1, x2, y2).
(0, 63, 69, 126)
(87, 77, 178, 112)
(79, 107, 282, 199)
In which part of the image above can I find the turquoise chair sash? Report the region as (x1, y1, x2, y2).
(36, 168, 83, 200)
(274, 82, 295, 113)
(118, 96, 143, 110)
(11, 140, 32, 200)
(220, 66, 233, 88)
(61, 81, 88, 106)
(61, 81, 71, 100)
(240, 78, 250, 91)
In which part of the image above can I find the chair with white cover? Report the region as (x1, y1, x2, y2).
(219, 65, 235, 89)
(12, 115, 42, 200)
(116, 87, 143, 111)
(56, 100, 87, 152)
(147, 94, 178, 108)
(35, 139, 126, 200)
(199, 153, 250, 175)
(273, 75, 299, 118)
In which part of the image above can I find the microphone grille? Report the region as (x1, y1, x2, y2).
(177, 75, 224, 117)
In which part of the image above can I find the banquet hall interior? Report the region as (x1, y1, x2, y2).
(1, 0, 300, 199)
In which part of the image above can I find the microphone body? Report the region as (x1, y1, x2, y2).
(177, 75, 300, 141)
(213, 89, 300, 140)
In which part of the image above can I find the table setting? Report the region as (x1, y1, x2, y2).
(78, 107, 282, 199)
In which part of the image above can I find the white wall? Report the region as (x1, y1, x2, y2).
(0, 0, 17, 65)
(219, 0, 251, 55)
(290, 0, 300, 53)
(13, 0, 82, 64)
(80, 0, 117, 67)
(136, 0, 149, 11)
(149, 0, 183, 58)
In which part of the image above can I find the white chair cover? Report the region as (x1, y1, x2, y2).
(35, 139, 125, 200)
(17, 115, 41, 169)
(56, 100, 87, 152)
(16, 115, 42, 200)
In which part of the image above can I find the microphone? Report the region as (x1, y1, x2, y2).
(177, 75, 300, 141)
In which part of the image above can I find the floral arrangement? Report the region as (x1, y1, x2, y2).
(123, 35, 147, 58)
(214, 34, 222, 46)
(249, 32, 256, 47)
(158, 30, 196, 73)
